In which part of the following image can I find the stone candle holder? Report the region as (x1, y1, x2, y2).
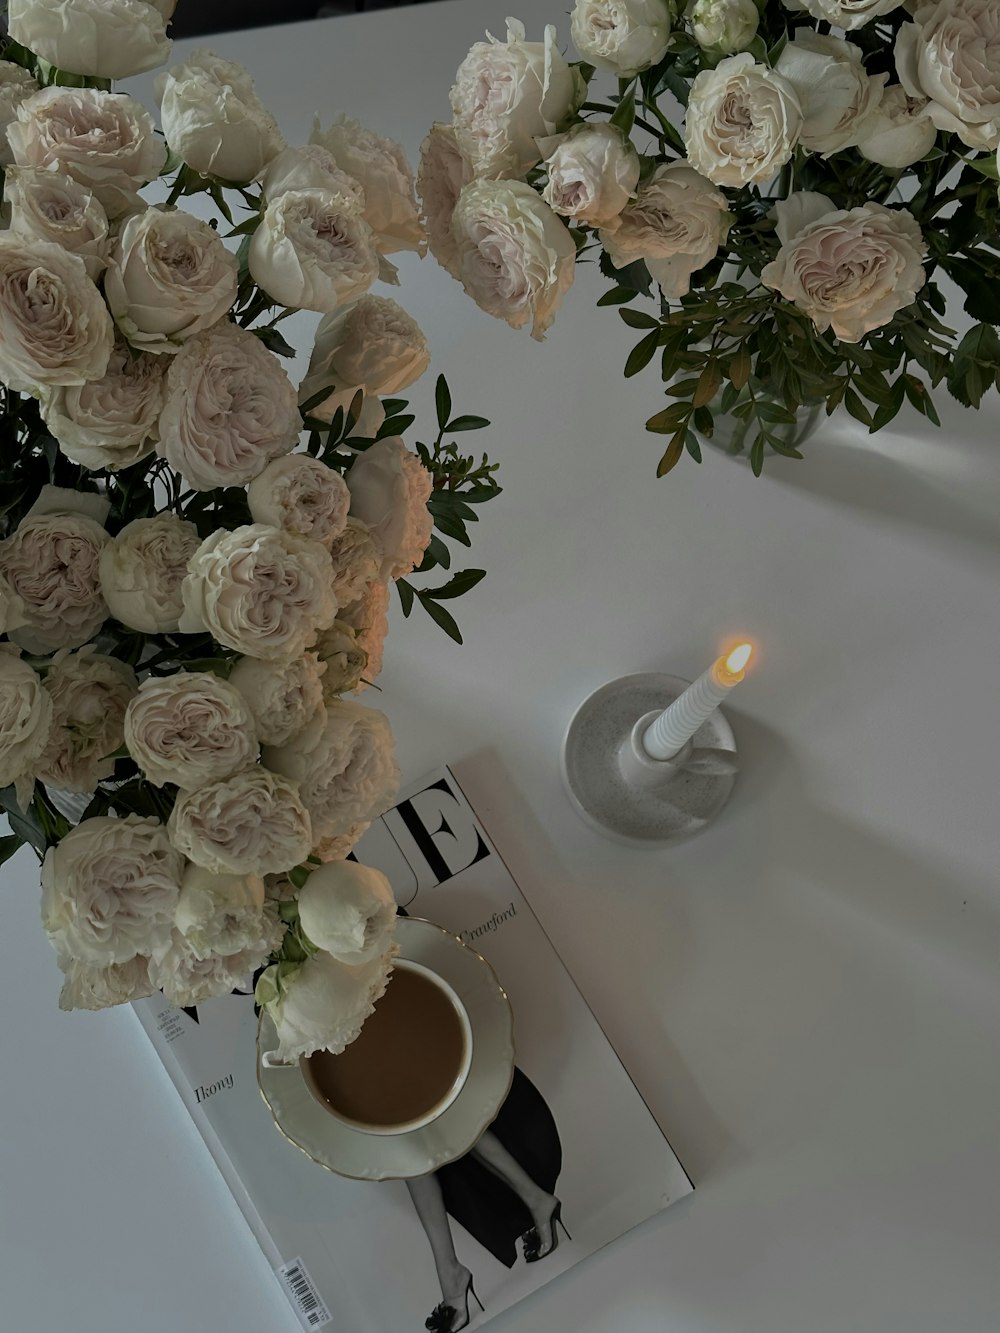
(561, 672, 740, 846)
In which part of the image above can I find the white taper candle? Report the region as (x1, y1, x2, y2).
(643, 643, 753, 760)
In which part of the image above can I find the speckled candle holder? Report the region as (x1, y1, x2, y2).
(561, 673, 740, 846)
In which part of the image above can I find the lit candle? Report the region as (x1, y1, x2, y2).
(643, 642, 754, 760)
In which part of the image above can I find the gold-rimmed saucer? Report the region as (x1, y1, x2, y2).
(257, 918, 515, 1181)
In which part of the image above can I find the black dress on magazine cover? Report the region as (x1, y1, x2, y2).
(392, 906, 570, 1330)
(405, 1069, 570, 1331)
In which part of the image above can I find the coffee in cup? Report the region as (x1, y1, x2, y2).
(301, 960, 473, 1135)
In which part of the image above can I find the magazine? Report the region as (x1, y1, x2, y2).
(133, 766, 693, 1332)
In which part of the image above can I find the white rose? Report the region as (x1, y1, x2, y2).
(156, 49, 283, 182)
(691, 0, 759, 53)
(450, 19, 579, 179)
(346, 437, 432, 581)
(0, 648, 53, 798)
(762, 200, 927, 343)
(247, 454, 350, 547)
(571, 0, 671, 78)
(105, 207, 239, 354)
(310, 114, 424, 255)
(180, 524, 338, 664)
(173, 863, 277, 960)
(0, 510, 108, 654)
(41, 340, 168, 473)
(263, 948, 395, 1062)
(0, 236, 113, 395)
(228, 652, 326, 747)
(776, 32, 886, 157)
(311, 822, 370, 863)
(896, 1, 1000, 151)
(249, 187, 379, 314)
(684, 54, 802, 189)
(452, 178, 576, 341)
(299, 296, 430, 421)
(418, 123, 474, 280)
(99, 514, 200, 634)
(338, 579, 389, 691)
(0, 62, 39, 169)
(157, 323, 300, 491)
(261, 144, 365, 207)
(124, 671, 259, 790)
(857, 85, 937, 169)
(8, 0, 171, 80)
(782, 0, 903, 30)
(264, 698, 398, 844)
(0, 572, 27, 638)
(8, 87, 165, 217)
(541, 122, 640, 229)
(168, 766, 312, 877)
(327, 517, 381, 606)
(312, 620, 367, 697)
(57, 955, 154, 1013)
(150, 930, 279, 1008)
(600, 161, 730, 298)
(35, 647, 136, 794)
(41, 815, 183, 966)
(298, 860, 396, 966)
(5, 167, 109, 281)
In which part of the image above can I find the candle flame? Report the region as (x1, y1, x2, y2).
(725, 642, 753, 674)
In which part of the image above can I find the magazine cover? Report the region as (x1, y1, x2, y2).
(133, 766, 693, 1332)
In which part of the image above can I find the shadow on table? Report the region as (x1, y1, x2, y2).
(454, 744, 746, 1189)
(705, 426, 1000, 556)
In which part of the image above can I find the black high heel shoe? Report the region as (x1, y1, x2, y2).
(424, 1272, 485, 1332)
(521, 1200, 571, 1263)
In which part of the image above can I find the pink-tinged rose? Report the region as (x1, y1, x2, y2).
(42, 340, 168, 474)
(124, 671, 259, 790)
(157, 323, 300, 491)
(35, 647, 137, 795)
(684, 53, 802, 188)
(7, 86, 165, 217)
(180, 524, 338, 664)
(168, 767, 313, 877)
(156, 49, 283, 183)
(7, 0, 171, 80)
(418, 123, 474, 278)
(0, 509, 109, 654)
(896, 1, 1000, 150)
(450, 18, 579, 179)
(541, 122, 639, 229)
(99, 514, 199, 634)
(600, 160, 730, 299)
(5, 167, 109, 281)
(0, 236, 113, 395)
(451, 178, 576, 341)
(41, 815, 183, 966)
(762, 200, 927, 342)
(247, 454, 350, 547)
(105, 207, 239, 354)
(346, 436, 433, 581)
(310, 114, 424, 255)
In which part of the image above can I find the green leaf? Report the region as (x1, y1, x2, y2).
(693, 362, 722, 408)
(624, 330, 660, 378)
(254, 326, 296, 358)
(646, 402, 690, 433)
(610, 83, 637, 135)
(729, 345, 752, 390)
(435, 375, 452, 431)
(0, 834, 23, 867)
(597, 287, 637, 307)
(619, 307, 659, 330)
(396, 579, 415, 617)
(419, 595, 463, 644)
(655, 429, 686, 477)
(445, 415, 491, 432)
(421, 569, 486, 600)
(749, 433, 766, 478)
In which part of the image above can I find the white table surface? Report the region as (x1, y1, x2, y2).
(3, 4, 999, 1330)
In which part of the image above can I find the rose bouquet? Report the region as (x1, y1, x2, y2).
(0, 0, 499, 1063)
(426, 4, 1000, 475)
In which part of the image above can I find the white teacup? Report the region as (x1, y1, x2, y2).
(268, 965, 474, 1141)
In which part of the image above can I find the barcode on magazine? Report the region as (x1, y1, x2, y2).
(277, 1257, 332, 1330)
